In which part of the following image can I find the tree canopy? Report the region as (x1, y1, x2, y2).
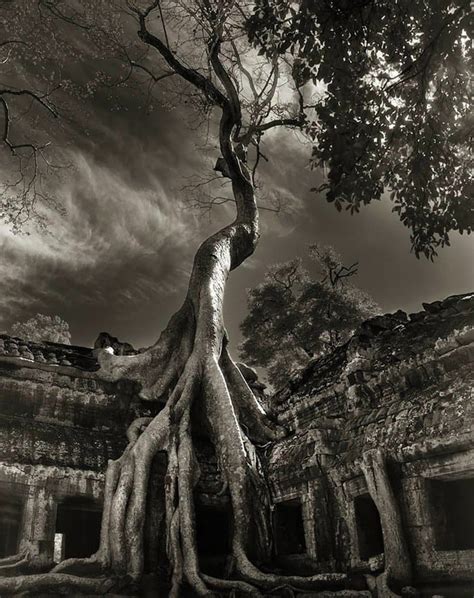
(240, 244, 380, 387)
(247, 0, 473, 258)
(10, 313, 71, 344)
(1, 0, 471, 258)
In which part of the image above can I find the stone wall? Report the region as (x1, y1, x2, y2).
(0, 336, 150, 569)
(267, 293, 474, 592)
(0, 294, 473, 594)
(0, 462, 103, 564)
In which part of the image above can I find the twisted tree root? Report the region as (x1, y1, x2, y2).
(359, 449, 412, 592)
(0, 550, 33, 576)
(0, 347, 359, 597)
(0, 572, 116, 594)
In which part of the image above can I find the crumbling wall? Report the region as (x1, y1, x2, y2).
(267, 293, 474, 591)
(0, 462, 103, 566)
(0, 295, 473, 592)
(0, 336, 151, 568)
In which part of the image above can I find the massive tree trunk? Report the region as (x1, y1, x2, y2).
(0, 101, 353, 597)
(0, 8, 360, 594)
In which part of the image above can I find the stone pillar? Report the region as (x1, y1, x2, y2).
(302, 482, 318, 559)
(19, 485, 56, 562)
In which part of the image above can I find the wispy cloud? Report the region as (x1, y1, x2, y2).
(0, 151, 196, 337)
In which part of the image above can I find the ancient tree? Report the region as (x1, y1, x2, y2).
(0, 1, 347, 595)
(0, 0, 471, 595)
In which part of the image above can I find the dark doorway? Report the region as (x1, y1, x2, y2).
(0, 496, 22, 557)
(195, 502, 231, 575)
(56, 496, 102, 559)
(430, 477, 474, 551)
(274, 499, 306, 556)
(354, 494, 384, 560)
(196, 503, 231, 556)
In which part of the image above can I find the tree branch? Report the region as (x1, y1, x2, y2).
(255, 116, 304, 134)
(230, 38, 258, 101)
(0, 87, 59, 120)
(137, 11, 227, 108)
(205, 7, 241, 126)
(130, 61, 175, 83)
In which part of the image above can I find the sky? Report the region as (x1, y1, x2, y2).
(1, 9, 473, 356)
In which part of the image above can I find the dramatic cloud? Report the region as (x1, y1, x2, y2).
(1, 17, 472, 351)
(0, 148, 200, 344)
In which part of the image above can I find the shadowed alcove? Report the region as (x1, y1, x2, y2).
(55, 496, 102, 559)
(354, 493, 384, 561)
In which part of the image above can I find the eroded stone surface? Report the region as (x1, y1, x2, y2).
(0, 293, 473, 594)
(267, 293, 474, 592)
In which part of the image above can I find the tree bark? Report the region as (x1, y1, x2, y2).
(360, 449, 412, 592)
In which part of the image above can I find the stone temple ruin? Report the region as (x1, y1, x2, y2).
(0, 293, 473, 595)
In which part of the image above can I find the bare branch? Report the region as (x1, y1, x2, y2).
(0, 87, 59, 120)
(157, 1, 170, 49)
(38, 0, 92, 30)
(230, 39, 258, 101)
(256, 57, 279, 113)
(255, 116, 304, 134)
(185, 192, 281, 216)
(137, 9, 227, 108)
(205, 5, 241, 125)
(129, 61, 175, 83)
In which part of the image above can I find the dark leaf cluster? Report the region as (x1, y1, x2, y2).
(248, 0, 473, 258)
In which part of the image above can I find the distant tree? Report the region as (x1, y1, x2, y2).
(240, 245, 380, 387)
(10, 313, 71, 344)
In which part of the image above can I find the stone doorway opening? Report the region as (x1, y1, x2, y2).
(55, 496, 102, 560)
(273, 499, 306, 556)
(430, 477, 474, 551)
(195, 501, 232, 576)
(0, 495, 23, 558)
(354, 493, 384, 560)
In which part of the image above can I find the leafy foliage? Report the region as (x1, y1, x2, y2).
(239, 245, 380, 388)
(2, 1, 471, 257)
(247, 0, 473, 258)
(10, 313, 71, 344)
